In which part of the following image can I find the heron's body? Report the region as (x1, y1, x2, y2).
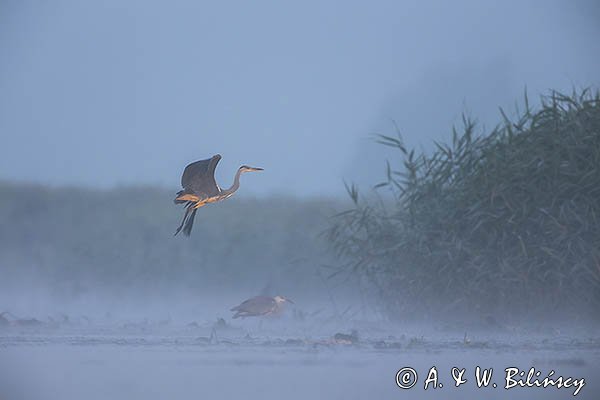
(230, 295, 294, 319)
(174, 154, 263, 236)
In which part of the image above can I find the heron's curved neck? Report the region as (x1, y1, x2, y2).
(222, 169, 242, 196)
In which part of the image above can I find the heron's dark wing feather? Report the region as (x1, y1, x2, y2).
(181, 159, 210, 188)
(181, 154, 222, 198)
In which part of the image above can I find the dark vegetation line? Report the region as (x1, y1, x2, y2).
(0, 184, 339, 297)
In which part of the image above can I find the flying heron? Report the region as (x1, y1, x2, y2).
(230, 295, 294, 319)
(174, 154, 263, 236)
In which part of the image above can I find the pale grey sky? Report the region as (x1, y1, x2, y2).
(1, 0, 598, 196)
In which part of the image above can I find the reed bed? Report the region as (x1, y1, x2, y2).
(327, 89, 600, 321)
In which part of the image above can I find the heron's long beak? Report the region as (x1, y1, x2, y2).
(249, 167, 264, 172)
(285, 298, 294, 304)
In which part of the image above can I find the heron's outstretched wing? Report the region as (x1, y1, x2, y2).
(181, 154, 222, 198)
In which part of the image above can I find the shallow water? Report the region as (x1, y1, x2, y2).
(1, 319, 598, 400)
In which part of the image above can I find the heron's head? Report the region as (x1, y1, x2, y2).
(274, 295, 294, 304)
(239, 165, 264, 173)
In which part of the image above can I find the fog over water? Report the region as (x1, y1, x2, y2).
(1, 1, 599, 399)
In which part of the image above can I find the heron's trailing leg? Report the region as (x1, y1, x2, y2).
(182, 208, 198, 236)
(174, 202, 194, 236)
(175, 201, 207, 236)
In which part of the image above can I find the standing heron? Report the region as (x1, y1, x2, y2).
(174, 154, 263, 236)
(230, 295, 294, 319)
